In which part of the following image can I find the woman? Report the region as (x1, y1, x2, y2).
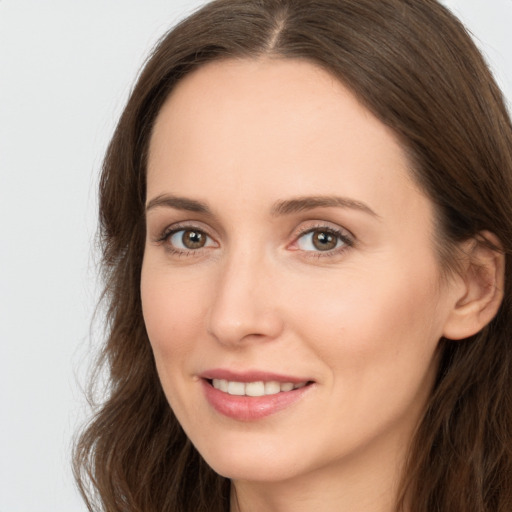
(74, 0, 512, 511)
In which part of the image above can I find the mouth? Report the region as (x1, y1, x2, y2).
(207, 378, 310, 396)
(200, 373, 315, 421)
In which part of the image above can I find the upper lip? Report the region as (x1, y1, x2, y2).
(199, 368, 312, 384)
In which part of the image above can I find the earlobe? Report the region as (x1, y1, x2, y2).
(442, 232, 505, 341)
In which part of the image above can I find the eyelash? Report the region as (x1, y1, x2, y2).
(155, 223, 216, 257)
(155, 223, 354, 258)
(292, 224, 354, 259)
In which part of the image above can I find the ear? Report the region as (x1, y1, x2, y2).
(442, 231, 505, 341)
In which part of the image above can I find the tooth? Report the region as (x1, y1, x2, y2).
(246, 381, 265, 397)
(213, 379, 306, 395)
(264, 381, 281, 395)
(212, 379, 230, 392)
(280, 382, 294, 392)
(227, 381, 245, 396)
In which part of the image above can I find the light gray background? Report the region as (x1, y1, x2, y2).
(1, 1, 511, 510)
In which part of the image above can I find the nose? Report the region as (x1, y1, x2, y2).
(206, 249, 284, 347)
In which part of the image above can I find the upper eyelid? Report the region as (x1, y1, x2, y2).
(290, 222, 356, 253)
(156, 225, 218, 255)
(155, 221, 216, 240)
(147, 210, 231, 239)
(292, 221, 355, 240)
(169, 228, 217, 247)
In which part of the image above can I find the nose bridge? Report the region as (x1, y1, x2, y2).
(206, 242, 283, 346)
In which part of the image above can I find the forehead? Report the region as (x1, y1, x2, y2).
(147, 57, 427, 222)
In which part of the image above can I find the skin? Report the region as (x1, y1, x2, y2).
(141, 58, 469, 512)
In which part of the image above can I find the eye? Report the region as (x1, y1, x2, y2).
(295, 227, 352, 253)
(166, 228, 216, 251)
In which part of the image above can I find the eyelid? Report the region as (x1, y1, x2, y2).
(170, 229, 216, 249)
(293, 221, 354, 241)
(154, 221, 219, 253)
(288, 222, 355, 256)
(154, 220, 213, 241)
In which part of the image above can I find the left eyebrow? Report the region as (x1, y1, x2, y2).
(270, 195, 380, 218)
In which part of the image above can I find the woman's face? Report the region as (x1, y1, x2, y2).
(142, 58, 460, 485)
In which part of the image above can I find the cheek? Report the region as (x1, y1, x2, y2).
(140, 265, 214, 423)
(286, 261, 445, 382)
(290, 267, 445, 447)
(141, 266, 209, 361)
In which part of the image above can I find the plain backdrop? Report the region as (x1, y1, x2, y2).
(1, 1, 511, 510)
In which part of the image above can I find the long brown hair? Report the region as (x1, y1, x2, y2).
(74, 1, 512, 510)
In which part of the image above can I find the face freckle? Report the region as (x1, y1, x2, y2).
(141, 57, 459, 491)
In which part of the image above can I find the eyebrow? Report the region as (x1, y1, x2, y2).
(145, 193, 379, 218)
(270, 195, 379, 218)
(146, 194, 213, 215)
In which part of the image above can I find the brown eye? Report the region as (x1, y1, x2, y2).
(167, 228, 214, 251)
(312, 231, 337, 251)
(296, 227, 350, 253)
(181, 230, 206, 249)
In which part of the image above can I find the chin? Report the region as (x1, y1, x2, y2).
(205, 454, 301, 483)
(189, 430, 303, 482)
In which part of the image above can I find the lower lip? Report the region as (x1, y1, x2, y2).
(202, 380, 313, 421)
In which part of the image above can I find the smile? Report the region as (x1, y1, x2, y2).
(211, 379, 308, 396)
(201, 374, 314, 421)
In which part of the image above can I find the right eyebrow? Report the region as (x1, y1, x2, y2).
(145, 194, 212, 215)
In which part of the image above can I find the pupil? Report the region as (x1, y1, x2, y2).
(313, 231, 336, 251)
(183, 230, 205, 249)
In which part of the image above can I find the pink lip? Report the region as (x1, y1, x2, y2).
(199, 369, 314, 421)
(199, 368, 309, 383)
